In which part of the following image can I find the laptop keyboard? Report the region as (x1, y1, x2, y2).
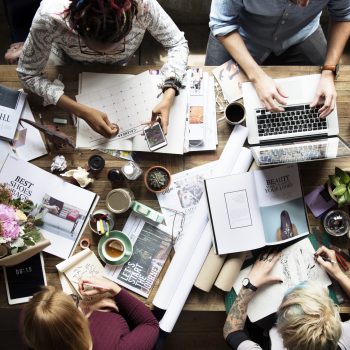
(256, 104, 327, 137)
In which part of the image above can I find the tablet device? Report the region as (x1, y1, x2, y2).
(3, 252, 47, 305)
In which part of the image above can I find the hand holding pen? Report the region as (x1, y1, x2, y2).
(315, 246, 348, 279)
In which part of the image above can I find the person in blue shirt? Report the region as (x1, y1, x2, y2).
(206, 0, 350, 118)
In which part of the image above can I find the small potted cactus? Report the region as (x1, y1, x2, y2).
(144, 166, 171, 193)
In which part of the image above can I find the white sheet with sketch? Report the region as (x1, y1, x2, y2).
(233, 238, 332, 322)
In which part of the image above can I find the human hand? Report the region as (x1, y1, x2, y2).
(253, 73, 288, 112)
(151, 88, 176, 134)
(248, 249, 282, 288)
(310, 71, 336, 118)
(79, 277, 121, 297)
(4, 42, 24, 64)
(80, 106, 119, 138)
(315, 246, 344, 280)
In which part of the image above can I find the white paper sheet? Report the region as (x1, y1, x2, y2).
(153, 125, 248, 310)
(233, 239, 332, 322)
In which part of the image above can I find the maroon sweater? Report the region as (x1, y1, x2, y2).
(89, 289, 159, 350)
(20, 289, 159, 350)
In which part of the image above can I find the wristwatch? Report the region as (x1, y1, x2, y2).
(242, 278, 258, 291)
(321, 64, 339, 79)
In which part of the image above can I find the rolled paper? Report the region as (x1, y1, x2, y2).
(194, 248, 227, 292)
(214, 251, 247, 292)
(79, 238, 90, 249)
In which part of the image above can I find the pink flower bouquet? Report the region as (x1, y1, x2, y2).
(0, 184, 41, 258)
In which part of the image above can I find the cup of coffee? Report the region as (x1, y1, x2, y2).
(106, 188, 135, 214)
(224, 102, 246, 125)
(102, 238, 125, 262)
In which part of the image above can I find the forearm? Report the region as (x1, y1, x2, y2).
(324, 21, 350, 66)
(223, 288, 255, 339)
(56, 94, 87, 118)
(334, 272, 350, 298)
(219, 31, 265, 83)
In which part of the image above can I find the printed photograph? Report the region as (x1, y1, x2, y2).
(189, 106, 204, 124)
(175, 175, 205, 208)
(32, 194, 87, 241)
(190, 68, 203, 95)
(260, 198, 308, 243)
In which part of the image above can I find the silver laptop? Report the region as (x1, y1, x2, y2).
(242, 74, 347, 166)
(243, 74, 339, 145)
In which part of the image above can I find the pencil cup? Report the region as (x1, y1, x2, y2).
(106, 188, 135, 214)
(89, 209, 115, 235)
(224, 102, 246, 125)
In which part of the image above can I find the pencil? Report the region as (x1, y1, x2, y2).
(83, 283, 106, 290)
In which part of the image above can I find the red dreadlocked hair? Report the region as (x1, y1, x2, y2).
(66, 0, 138, 43)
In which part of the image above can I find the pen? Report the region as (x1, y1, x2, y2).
(314, 253, 336, 264)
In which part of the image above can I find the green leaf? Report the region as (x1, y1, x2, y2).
(329, 175, 341, 187)
(333, 184, 346, 196)
(335, 167, 350, 184)
(344, 190, 350, 204)
(337, 194, 346, 206)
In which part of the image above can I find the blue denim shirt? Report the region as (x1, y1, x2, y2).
(209, 0, 350, 63)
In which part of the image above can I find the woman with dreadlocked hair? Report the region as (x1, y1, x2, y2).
(17, 0, 188, 137)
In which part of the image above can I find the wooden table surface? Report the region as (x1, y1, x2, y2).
(0, 64, 350, 313)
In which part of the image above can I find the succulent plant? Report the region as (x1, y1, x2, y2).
(329, 167, 350, 206)
(147, 168, 170, 190)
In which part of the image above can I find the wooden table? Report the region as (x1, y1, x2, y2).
(0, 65, 350, 313)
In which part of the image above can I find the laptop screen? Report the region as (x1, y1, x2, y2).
(251, 137, 350, 166)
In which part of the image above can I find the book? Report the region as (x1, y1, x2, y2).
(212, 60, 243, 103)
(0, 85, 26, 141)
(204, 164, 309, 255)
(0, 154, 99, 259)
(233, 238, 332, 322)
(0, 100, 47, 162)
(56, 248, 105, 296)
(104, 212, 172, 298)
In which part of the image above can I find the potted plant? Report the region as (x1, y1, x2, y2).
(328, 167, 350, 206)
(0, 184, 50, 266)
(144, 166, 171, 193)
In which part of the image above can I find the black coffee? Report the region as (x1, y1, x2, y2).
(225, 103, 245, 124)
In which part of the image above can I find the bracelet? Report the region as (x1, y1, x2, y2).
(162, 78, 183, 96)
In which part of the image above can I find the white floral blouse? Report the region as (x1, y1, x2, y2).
(17, 0, 189, 106)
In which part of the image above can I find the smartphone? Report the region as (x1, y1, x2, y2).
(3, 253, 47, 305)
(144, 122, 167, 151)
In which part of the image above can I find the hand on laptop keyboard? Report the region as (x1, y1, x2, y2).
(310, 72, 336, 118)
(253, 73, 288, 112)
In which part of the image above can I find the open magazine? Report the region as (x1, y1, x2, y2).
(104, 212, 172, 298)
(205, 164, 308, 255)
(0, 154, 98, 259)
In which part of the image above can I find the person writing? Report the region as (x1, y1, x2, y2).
(206, 0, 350, 118)
(223, 247, 350, 350)
(22, 277, 159, 350)
(17, 0, 189, 137)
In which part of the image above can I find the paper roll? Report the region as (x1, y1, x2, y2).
(194, 248, 227, 292)
(153, 125, 249, 310)
(214, 251, 247, 292)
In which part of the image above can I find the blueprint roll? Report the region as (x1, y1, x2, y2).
(152, 125, 249, 311)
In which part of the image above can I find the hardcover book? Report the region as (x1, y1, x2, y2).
(0, 154, 98, 259)
(0, 86, 26, 141)
(104, 212, 172, 298)
(204, 164, 309, 255)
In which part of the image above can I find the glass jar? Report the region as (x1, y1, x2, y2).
(121, 161, 142, 180)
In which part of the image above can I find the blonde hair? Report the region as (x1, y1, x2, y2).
(277, 282, 341, 350)
(23, 286, 92, 350)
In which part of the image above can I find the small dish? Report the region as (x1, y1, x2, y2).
(98, 230, 133, 265)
